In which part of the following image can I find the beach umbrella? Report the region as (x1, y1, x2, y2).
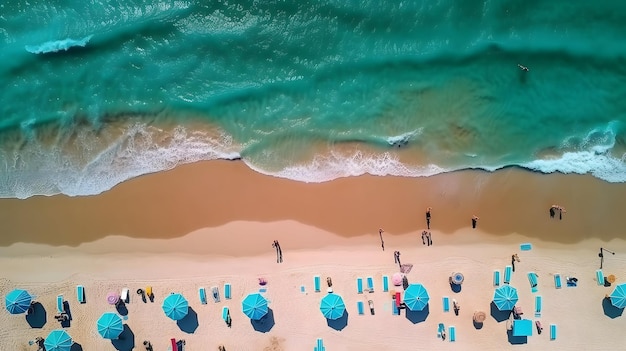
(44, 330, 73, 351)
(97, 312, 124, 339)
(403, 283, 430, 311)
(473, 311, 486, 323)
(319, 293, 346, 320)
(5, 289, 32, 314)
(162, 293, 189, 320)
(392, 273, 403, 286)
(242, 293, 268, 320)
(493, 285, 519, 311)
(451, 272, 464, 285)
(107, 292, 119, 305)
(609, 283, 626, 309)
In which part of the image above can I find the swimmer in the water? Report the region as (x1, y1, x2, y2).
(518, 64, 529, 72)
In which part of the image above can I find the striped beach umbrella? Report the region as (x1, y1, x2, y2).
(162, 293, 189, 320)
(493, 285, 519, 311)
(97, 312, 124, 339)
(44, 330, 73, 351)
(320, 293, 345, 320)
(403, 283, 430, 311)
(242, 293, 268, 320)
(610, 283, 626, 309)
(5, 289, 32, 314)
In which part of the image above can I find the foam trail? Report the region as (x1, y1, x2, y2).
(25, 35, 93, 54)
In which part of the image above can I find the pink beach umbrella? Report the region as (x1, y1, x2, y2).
(392, 273, 403, 286)
(106, 292, 120, 305)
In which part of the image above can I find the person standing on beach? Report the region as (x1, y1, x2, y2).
(426, 207, 432, 229)
(379, 228, 385, 251)
(472, 215, 479, 229)
(428, 232, 432, 246)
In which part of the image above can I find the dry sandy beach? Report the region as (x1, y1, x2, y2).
(1, 161, 626, 350)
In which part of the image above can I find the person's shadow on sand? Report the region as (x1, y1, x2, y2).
(26, 302, 47, 328)
(116, 302, 129, 316)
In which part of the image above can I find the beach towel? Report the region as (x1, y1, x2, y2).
(596, 270, 604, 286)
(504, 266, 513, 284)
(554, 274, 562, 289)
(520, 243, 532, 251)
(535, 296, 542, 317)
(392, 300, 399, 315)
(442, 297, 450, 312)
(437, 323, 445, 338)
(528, 272, 538, 293)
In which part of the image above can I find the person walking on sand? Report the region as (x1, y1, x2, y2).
(426, 207, 432, 229)
(472, 215, 479, 229)
(379, 228, 385, 251)
(421, 230, 426, 245)
(428, 232, 432, 246)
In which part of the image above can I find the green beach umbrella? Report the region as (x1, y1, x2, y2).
(97, 312, 124, 339)
(162, 293, 189, 321)
(403, 283, 430, 311)
(320, 293, 346, 320)
(44, 330, 73, 351)
(493, 285, 519, 311)
(242, 293, 268, 320)
(610, 283, 626, 309)
(5, 289, 32, 314)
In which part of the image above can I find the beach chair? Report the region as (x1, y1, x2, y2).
(367, 277, 374, 292)
(212, 286, 220, 302)
(314, 276, 321, 293)
(170, 338, 178, 351)
(76, 285, 85, 304)
(596, 270, 604, 286)
(550, 324, 557, 340)
(493, 270, 501, 286)
(554, 274, 562, 289)
(199, 288, 207, 305)
(382, 275, 389, 292)
(56, 295, 64, 314)
(437, 323, 445, 338)
(449, 326, 456, 342)
(357, 301, 364, 315)
(224, 283, 231, 300)
(357, 277, 363, 294)
(314, 338, 325, 351)
(535, 296, 542, 317)
(121, 288, 129, 303)
(520, 243, 532, 251)
(504, 266, 513, 284)
(146, 286, 153, 300)
(392, 300, 399, 315)
(528, 272, 538, 293)
(442, 296, 450, 312)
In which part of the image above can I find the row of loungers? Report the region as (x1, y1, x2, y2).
(493, 266, 513, 286)
(199, 284, 231, 304)
(312, 275, 390, 293)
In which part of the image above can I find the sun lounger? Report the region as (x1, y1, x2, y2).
(550, 324, 557, 340)
(199, 288, 207, 304)
(357, 277, 363, 294)
(449, 326, 456, 342)
(520, 243, 532, 251)
(535, 296, 542, 317)
(596, 270, 604, 286)
(392, 300, 399, 315)
(314, 276, 321, 293)
(367, 277, 374, 292)
(76, 285, 85, 304)
(57, 295, 64, 313)
(443, 296, 450, 312)
(170, 338, 178, 351)
(121, 288, 129, 303)
(224, 283, 231, 300)
(528, 272, 538, 293)
(222, 306, 229, 321)
(212, 286, 220, 302)
(554, 274, 562, 289)
(315, 338, 325, 351)
(493, 270, 501, 286)
(394, 292, 401, 308)
(504, 266, 513, 284)
(437, 323, 445, 338)
(357, 301, 364, 315)
(382, 275, 389, 292)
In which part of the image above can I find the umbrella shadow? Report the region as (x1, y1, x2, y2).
(177, 307, 199, 333)
(490, 302, 511, 322)
(116, 302, 129, 316)
(405, 304, 429, 324)
(473, 320, 484, 330)
(326, 310, 348, 331)
(449, 283, 462, 293)
(26, 302, 47, 328)
(602, 298, 624, 319)
(112, 324, 136, 351)
(251, 308, 275, 333)
(507, 329, 528, 344)
(70, 342, 84, 351)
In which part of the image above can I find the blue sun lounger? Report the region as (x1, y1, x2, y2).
(357, 301, 364, 315)
(224, 283, 231, 300)
(449, 326, 456, 342)
(314, 338, 325, 351)
(443, 297, 450, 312)
(554, 274, 562, 289)
(76, 285, 85, 304)
(493, 270, 501, 286)
(535, 296, 542, 317)
(437, 323, 445, 338)
(314, 275, 321, 292)
(57, 295, 64, 314)
(382, 275, 389, 292)
(357, 277, 363, 294)
(504, 266, 513, 284)
(392, 300, 399, 315)
(550, 324, 557, 340)
(199, 288, 207, 304)
(367, 277, 374, 292)
(596, 270, 604, 286)
(528, 272, 538, 293)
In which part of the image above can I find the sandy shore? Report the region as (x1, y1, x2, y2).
(1, 161, 626, 350)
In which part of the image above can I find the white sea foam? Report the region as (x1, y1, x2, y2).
(386, 129, 422, 146)
(25, 35, 93, 54)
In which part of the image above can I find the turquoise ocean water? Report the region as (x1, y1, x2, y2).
(1, 0, 625, 198)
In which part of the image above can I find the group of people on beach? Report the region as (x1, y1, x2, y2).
(549, 205, 566, 220)
(421, 231, 433, 246)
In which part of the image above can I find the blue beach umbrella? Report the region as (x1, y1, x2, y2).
(5, 289, 32, 314)
(493, 285, 519, 311)
(609, 283, 626, 309)
(320, 293, 345, 320)
(44, 330, 73, 351)
(403, 283, 430, 311)
(242, 293, 268, 320)
(97, 312, 124, 339)
(162, 293, 189, 321)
